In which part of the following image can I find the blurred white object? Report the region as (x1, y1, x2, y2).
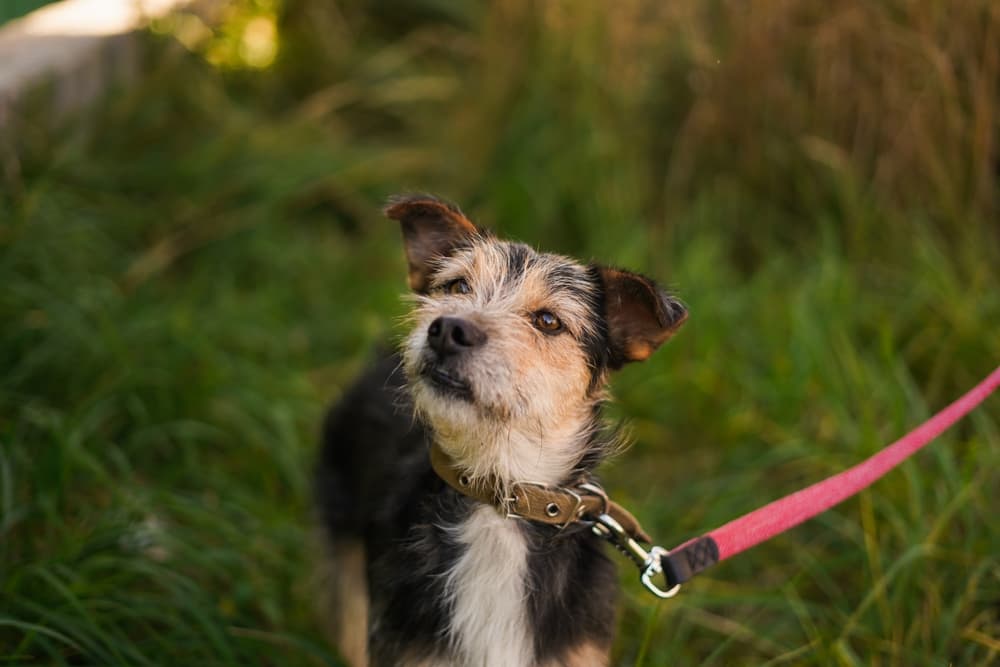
(0, 0, 200, 129)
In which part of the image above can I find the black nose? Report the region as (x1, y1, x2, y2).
(427, 316, 487, 356)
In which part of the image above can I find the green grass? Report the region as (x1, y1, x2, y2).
(0, 1, 60, 25)
(2, 1, 999, 665)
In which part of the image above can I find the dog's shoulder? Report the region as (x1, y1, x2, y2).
(316, 350, 430, 537)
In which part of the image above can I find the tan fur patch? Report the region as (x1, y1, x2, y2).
(402, 239, 602, 487)
(315, 536, 369, 667)
(542, 641, 611, 667)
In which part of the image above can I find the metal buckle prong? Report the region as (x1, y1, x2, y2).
(575, 482, 609, 518)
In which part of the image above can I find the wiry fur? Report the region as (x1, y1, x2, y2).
(402, 240, 611, 492)
(316, 195, 686, 667)
(443, 505, 533, 665)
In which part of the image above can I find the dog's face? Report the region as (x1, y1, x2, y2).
(388, 195, 686, 486)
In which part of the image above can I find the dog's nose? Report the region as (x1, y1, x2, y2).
(427, 316, 486, 356)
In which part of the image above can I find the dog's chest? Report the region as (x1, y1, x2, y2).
(443, 505, 533, 666)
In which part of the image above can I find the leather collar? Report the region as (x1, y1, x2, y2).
(429, 442, 651, 543)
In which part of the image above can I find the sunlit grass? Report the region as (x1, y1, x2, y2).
(1, 0, 998, 664)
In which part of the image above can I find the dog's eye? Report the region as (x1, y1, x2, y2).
(445, 278, 472, 296)
(533, 310, 563, 334)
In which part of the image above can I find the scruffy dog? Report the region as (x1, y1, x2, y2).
(316, 195, 687, 667)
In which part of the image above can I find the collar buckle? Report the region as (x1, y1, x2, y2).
(504, 482, 585, 528)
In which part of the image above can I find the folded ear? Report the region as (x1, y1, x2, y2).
(599, 267, 687, 367)
(384, 194, 479, 293)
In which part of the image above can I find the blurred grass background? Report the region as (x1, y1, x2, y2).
(1, 0, 999, 664)
(0, 1, 59, 24)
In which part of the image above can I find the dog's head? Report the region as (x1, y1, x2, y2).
(387, 195, 687, 486)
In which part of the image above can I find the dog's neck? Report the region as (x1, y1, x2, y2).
(429, 439, 652, 542)
(428, 408, 601, 491)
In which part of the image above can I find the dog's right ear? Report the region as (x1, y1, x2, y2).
(384, 194, 479, 293)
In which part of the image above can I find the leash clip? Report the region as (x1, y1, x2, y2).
(591, 513, 681, 599)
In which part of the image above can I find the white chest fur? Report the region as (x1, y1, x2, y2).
(443, 505, 533, 667)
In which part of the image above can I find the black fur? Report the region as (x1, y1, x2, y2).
(312, 214, 685, 664)
(317, 350, 621, 665)
(503, 242, 532, 277)
(583, 264, 614, 393)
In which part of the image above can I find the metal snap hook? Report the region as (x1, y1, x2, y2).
(592, 514, 681, 600)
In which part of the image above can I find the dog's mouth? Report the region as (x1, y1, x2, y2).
(420, 365, 474, 401)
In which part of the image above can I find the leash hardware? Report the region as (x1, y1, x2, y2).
(640, 546, 680, 599)
(591, 513, 681, 600)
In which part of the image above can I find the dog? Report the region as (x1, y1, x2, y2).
(315, 194, 687, 667)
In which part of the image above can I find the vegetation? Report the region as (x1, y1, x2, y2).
(0, 1, 60, 24)
(2, 0, 998, 664)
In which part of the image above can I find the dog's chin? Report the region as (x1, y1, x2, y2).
(412, 374, 483, 442)
(419, 365, 474, 402)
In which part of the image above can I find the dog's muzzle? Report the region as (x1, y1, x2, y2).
(426, 316, 487, 357)
(420, 316, 485, 399)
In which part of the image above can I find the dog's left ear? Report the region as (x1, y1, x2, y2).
(600, 267, 687, 367)
(385, 194, 479, 293)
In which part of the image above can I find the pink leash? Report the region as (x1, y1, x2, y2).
(655, 364, 1000, 591)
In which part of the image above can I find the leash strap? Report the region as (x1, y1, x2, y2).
(659, 364, 1000, 589)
